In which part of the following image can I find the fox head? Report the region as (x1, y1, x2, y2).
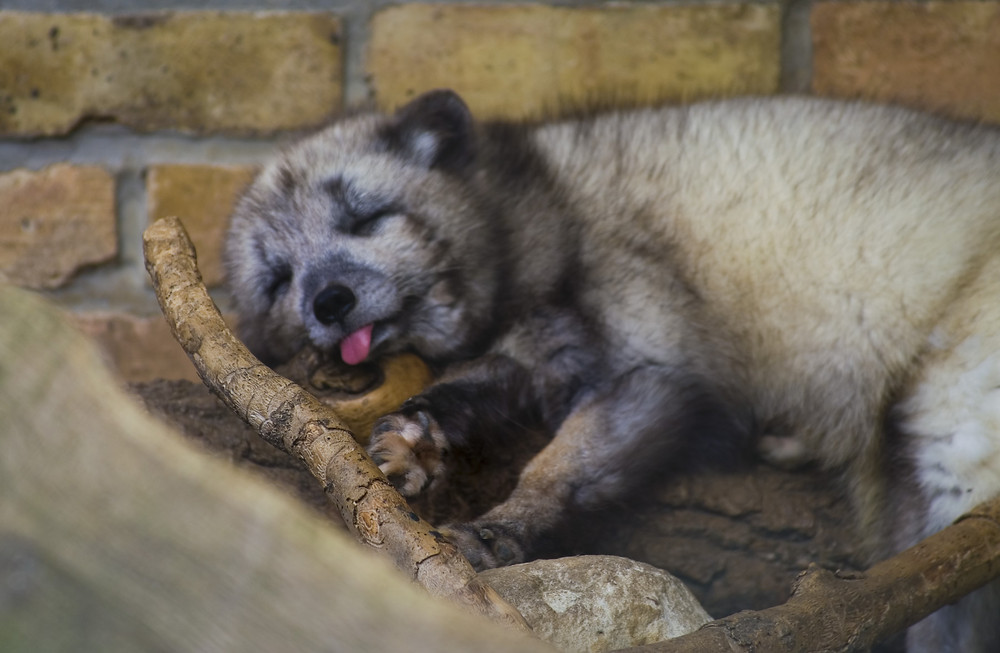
(225, 90, 503, 366)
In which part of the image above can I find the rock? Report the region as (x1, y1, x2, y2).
(480, 555, 711, 652)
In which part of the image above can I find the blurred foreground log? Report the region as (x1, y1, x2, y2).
(141, 216, 528, 631)
(0, 285, 549, 653)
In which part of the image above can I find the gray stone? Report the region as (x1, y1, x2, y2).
(480, 555, 711, 652)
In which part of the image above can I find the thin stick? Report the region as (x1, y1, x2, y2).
(615, 497, 1000, 652)
(143, 215, 531, 632)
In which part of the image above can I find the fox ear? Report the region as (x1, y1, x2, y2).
(387, 89, 475, 172)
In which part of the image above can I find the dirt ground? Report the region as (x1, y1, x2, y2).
(130, 377, 867, 621)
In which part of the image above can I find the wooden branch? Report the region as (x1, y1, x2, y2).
(615, 496, 1000, 652)
(142, 216, 530, 632)
(0, 285, 550, 653)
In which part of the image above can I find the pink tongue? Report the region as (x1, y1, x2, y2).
(339, 324, 373, 365)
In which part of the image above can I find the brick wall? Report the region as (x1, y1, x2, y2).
(2, 0, 998, 382)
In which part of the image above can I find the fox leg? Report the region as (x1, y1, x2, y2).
(442, 365, 750, 569)
(893, 263, 1000, 653)
(367, 355, 546, 498)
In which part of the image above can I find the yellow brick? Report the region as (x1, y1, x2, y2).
(369, 4, 781, 120)
(813, 1, 1000, 123)
(0, 11, 342, 136)
(147, 164, 257, 287)
(0, 164, 116, 290)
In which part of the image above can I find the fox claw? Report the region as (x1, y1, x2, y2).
(439, 522, 527, 571)
(367, 409, 447, 497)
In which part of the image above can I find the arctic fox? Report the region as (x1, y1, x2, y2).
(226, 90, 1000, 651)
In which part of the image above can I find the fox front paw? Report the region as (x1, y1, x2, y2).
(367, 405, 448, 497)
(440, 522, 527, 571)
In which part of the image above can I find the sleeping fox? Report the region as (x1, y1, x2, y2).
(225, 90, 1000, 651)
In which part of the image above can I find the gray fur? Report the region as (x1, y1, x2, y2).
(226, 90, 1000, 650)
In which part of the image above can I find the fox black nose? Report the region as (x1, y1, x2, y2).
(314, 284, 356, 325)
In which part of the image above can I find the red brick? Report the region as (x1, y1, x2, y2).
(813, 1, 1000, 123)
(0, 164, 116, 290)
(73, 312, 204, 383)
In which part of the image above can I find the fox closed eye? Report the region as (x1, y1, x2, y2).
(323, 176, 399, 237)
(346, 207, 397, 237)
(264, 263, 292, 303)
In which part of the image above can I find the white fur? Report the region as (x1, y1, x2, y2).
(901, 331, 1000, 535)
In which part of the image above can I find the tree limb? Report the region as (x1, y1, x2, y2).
(142, 215, 531, 632)
(0, 285, 550, 653)
(615, 496, 1000, 652)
